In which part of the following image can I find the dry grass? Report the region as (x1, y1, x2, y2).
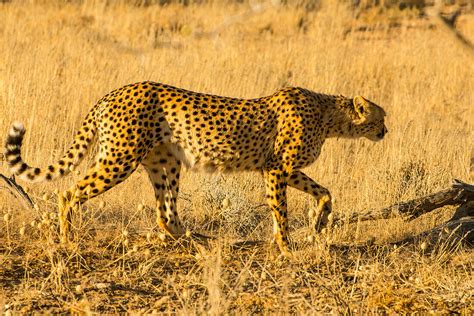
(0, 0, 473, 313)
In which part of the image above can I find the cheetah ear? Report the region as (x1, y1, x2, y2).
(353, 96, 369, 118)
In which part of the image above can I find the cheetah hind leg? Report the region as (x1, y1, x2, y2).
(58, 189, 78, 244)
(58, 159, 139, 244)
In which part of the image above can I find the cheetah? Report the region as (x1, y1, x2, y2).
(4, 82, 387, 255)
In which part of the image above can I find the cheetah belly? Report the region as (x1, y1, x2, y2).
(165, 142, 222, 172)
(166, 143, 199, 169)
(167, 141, 264, 173)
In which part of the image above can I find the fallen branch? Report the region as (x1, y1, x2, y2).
(396, 201, 474, 246)
(401, 217, 473, 247)
(425, 1, 474, 56)
(333, 179, 474, 226)
(0, 173, 35, 209)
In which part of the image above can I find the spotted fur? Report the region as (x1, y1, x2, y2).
(4, 82, 387, 255)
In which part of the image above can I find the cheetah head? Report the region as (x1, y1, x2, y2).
(352, 96, 387, 141)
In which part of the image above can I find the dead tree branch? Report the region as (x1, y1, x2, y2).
(425, 1, 474, 55)
(394, 200, 474, 246)
(0, 173, 35, 209)
(333, 179, 473, 227)
(332, 179, 473, 246)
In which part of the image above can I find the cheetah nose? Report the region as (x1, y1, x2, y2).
(377, 126, 387, 139)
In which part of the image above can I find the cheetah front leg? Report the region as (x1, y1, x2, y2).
(263, 168, 292, 257)
(287, 170, 333, 234)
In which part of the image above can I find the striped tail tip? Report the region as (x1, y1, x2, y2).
(5, 122, 27, 174)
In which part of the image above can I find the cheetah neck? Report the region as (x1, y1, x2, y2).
(323, 96, 363, 139)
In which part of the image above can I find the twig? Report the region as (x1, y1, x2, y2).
(0, 173, 35, 209)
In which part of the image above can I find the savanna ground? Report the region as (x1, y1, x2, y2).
(0, 0, 473, 313)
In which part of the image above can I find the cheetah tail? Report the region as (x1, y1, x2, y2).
(4, 118, 97, 183)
